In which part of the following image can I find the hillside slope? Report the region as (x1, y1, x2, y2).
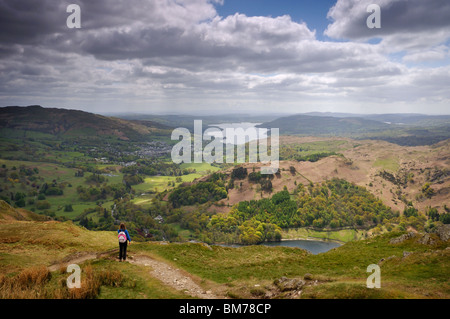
(0, 200, 48, 221)
(0, 218, 448, 299)
(197, 137, 449, 215)
(259, 114, 391, 136)
(0, 105, 172, 141)
(259, 113, 450, 146)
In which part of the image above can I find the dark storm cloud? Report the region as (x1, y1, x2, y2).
(325, 0, 450, 42)
(0, 0, 67, 44)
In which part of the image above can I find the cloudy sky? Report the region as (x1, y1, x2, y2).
(0, 0, 449, 115)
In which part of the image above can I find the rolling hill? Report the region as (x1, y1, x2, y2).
(259, 114, 392, 136)
(178, 136, 449, 219)
(0, 105, 172, 141)
(259, 113, 450, 146)
(0, 200, 48, 221)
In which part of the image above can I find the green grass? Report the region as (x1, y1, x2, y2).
(180, 162, 221, 174)
(133, 176, 177, 193)
(169, 223, 194, 241)
(133, 167, 212, 194)
(280, 140, 350, 161)
(0, 220, 117, 275)
(136, 242, 311, 284)
(374, 157, 400, 172)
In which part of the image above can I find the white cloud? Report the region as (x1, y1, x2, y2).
(403, 46, 450, 63)
(0, 0, 449, 114)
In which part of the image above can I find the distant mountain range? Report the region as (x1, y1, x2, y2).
(259, 114, 391, 136)
(258, 113, 450, 146)
(1, 106, 449, 146)
(303, 112, 450, 126)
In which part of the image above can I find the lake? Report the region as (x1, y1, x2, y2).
(206, 122, 267, 145)
(217, 239, 342, 255)
(263, 239, 342, 255)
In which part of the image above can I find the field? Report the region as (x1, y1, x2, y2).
(131, 163, 221, 207)
(0, 153, 221, 224)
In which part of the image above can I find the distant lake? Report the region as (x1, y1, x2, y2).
(263, 239, 342, 255)
(207, 122, 267, 145)
(218, 239, 342, 255)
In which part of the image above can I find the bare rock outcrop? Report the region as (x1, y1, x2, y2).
(273, 277, 305, 292)
(436, 224, 450, 242)
(389, 232, 416, 244)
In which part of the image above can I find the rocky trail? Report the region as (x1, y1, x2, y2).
(129, 255, 219, 299)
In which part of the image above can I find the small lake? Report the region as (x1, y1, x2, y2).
(206, 122, 267, 145)
(217, 239, 342, 255)
(263, 239, 342, 255)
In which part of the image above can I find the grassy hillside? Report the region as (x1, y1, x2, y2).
(0, 105, 172, 142)
(260, 114, 391, 136)
(0, 200, 48, 221)
(0, 218, 448, 299)
(158, 136, 449, 245)
(259, 113, 450, 146)
(207, 137, 449, 216)
(0, 219, 191, 299)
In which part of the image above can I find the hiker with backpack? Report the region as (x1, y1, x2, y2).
(118, 223, 131, 262)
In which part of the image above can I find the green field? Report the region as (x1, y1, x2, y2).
(133, 162, 220, 194)
(374, 156, 400, 172)
(0, 158, 126, 220)
(180, 162, 221, 174)
(280, 140, 350, 161)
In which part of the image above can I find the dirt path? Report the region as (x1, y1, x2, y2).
(129, 255, 219, 299)
(47, 250, 220, 299)
(48, 251, 111, 272)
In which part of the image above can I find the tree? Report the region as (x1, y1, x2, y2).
(260, 179, 272, 192)
(403, 206, 418, 218)
(421, 183, 435, 199)
(440, 213, 450, 224)
(231, 167, 248, 180)
(36, 200, 51, 210)
(271, 190, 290, 205)
(426, 207, 439, 221)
